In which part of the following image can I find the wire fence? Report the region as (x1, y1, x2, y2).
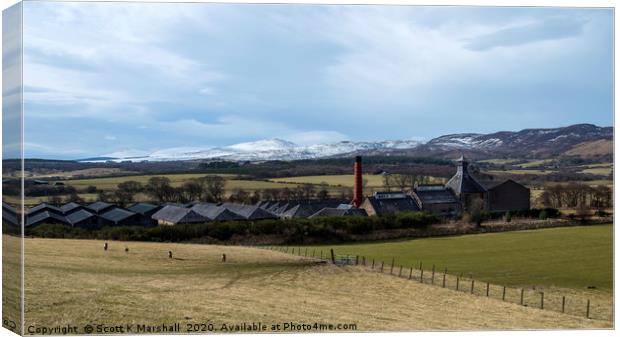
(261, 245, 612, 322)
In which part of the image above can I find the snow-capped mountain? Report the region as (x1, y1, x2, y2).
(83, 124, 612, 163)
(425, 124, 612, 156)
(88, 139, 423, 162)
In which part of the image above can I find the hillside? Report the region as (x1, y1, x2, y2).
(10, 236, 611, 332)
(76, 124, 612, 163)
(564, 139, 613, 158)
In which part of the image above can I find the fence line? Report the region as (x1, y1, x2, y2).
(258, 245, 610, 322)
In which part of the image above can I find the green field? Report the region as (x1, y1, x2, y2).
(309, 225, 613, 291)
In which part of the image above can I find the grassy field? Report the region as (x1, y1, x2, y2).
(64, 173, 237, 190)
(487, 169, 555, 175)
(269, 174, 445, 187)
(7, 235, 609, 332)
(308, 225, 613, 292)
(517, 159, 555, 168)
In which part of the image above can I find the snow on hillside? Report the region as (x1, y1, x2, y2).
(89, 139, 423, 162)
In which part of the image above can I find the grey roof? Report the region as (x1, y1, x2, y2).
(222, 203, 278, 220)
(270, 202, 292, 214)
(128, 203, 161, 215)
(26, 211, 68, 227)
(2, 208, 19, 226)
(192, 203, 245, 221)
(28, 203, 62, 216)
(2, 202, 17, 214)
(100, 208, 138, 224)
(413, 186, 459, 205)
(445, 156, 487, 195)
(86, 201, 115, 213)
(365, 195, 420, 215)
(66, 209, 97, 226)
(373, 191, 408, 199)
(280, 202, 339, 219)
(152, 205, 207, 224)
(309, 207, 368, 218)
(480, 179, 528, 191)
(60, 202, 84, 214)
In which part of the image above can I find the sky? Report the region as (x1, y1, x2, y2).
(15, 2, 614, 159)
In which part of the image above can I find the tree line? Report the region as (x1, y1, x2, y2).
(92, 176, 352, 206)
(538, 183, 612, 210)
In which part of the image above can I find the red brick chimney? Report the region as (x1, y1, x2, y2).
(352, 156, 363, 208)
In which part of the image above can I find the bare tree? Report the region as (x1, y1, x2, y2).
(145, 177, 174, 202)
(199, 175, 226, 202)
(182, 181, 203, 201)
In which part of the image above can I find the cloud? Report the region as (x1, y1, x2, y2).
(464, 16, 587, 51)
(19, 3, 612, 159)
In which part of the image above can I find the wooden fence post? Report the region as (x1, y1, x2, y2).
(470, 279, 475, 294)
(362, 256, 366, 266)
(372, 259, 375, 269)
(419, 261, 422, 270)
(520, 289, 524, 305)
(420, 268, 424, 283)
(431, 265, 435, 285)
(320, 250, 323, 260)
(355, 255, 359, 265)
(312, 249, 315, 257)
(561, 296, 565, 313)
(305, 248, 308, 257)
(486, 283, 490, 297)
(442, 268, 447, 288)
(502, 286, 506, 301)
(409, 267, 413, 280)
(586, 299, 590, 319)
(390, 258, 395, 274)
(399, 265, 403, 277)
(456, 276, 460, 290)
(540, 292, 544, 309)
(330, 249, 335, 264)
(380, 261, 384, 272)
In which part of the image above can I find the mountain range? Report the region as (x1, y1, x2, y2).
(83, 124, 612, 162)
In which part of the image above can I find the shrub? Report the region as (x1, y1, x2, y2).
(539, 210, 548, 220)
(505, 212, 512, 223)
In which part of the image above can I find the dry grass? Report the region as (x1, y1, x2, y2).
(10, 236, 611, 333)
(3, 235, 22, 333)
(565, 140, 613, 158)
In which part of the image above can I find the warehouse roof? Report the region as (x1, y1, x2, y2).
(192, 203, 245, 221)
(86, 201, 115, 213)
(413, 186, 459, 205)
(60, 202, 84, 214)
(28, 203, 62, 216)
(364, 195, 420, 215)
(26, 211, 68, 227)
(309, 207, 368, 218)
(222, 203, 278, 220)
(100, 208, 137, 224)
(128, 203, 161, 215)
(66, 209, 97, 226)
(152, 205, 207, 224)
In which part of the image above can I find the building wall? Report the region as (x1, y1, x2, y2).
(359, 199, 377, 216)
(422, 202, 460, 217)
(462, 193, 486, 212)
(489, 181, 530, 212)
